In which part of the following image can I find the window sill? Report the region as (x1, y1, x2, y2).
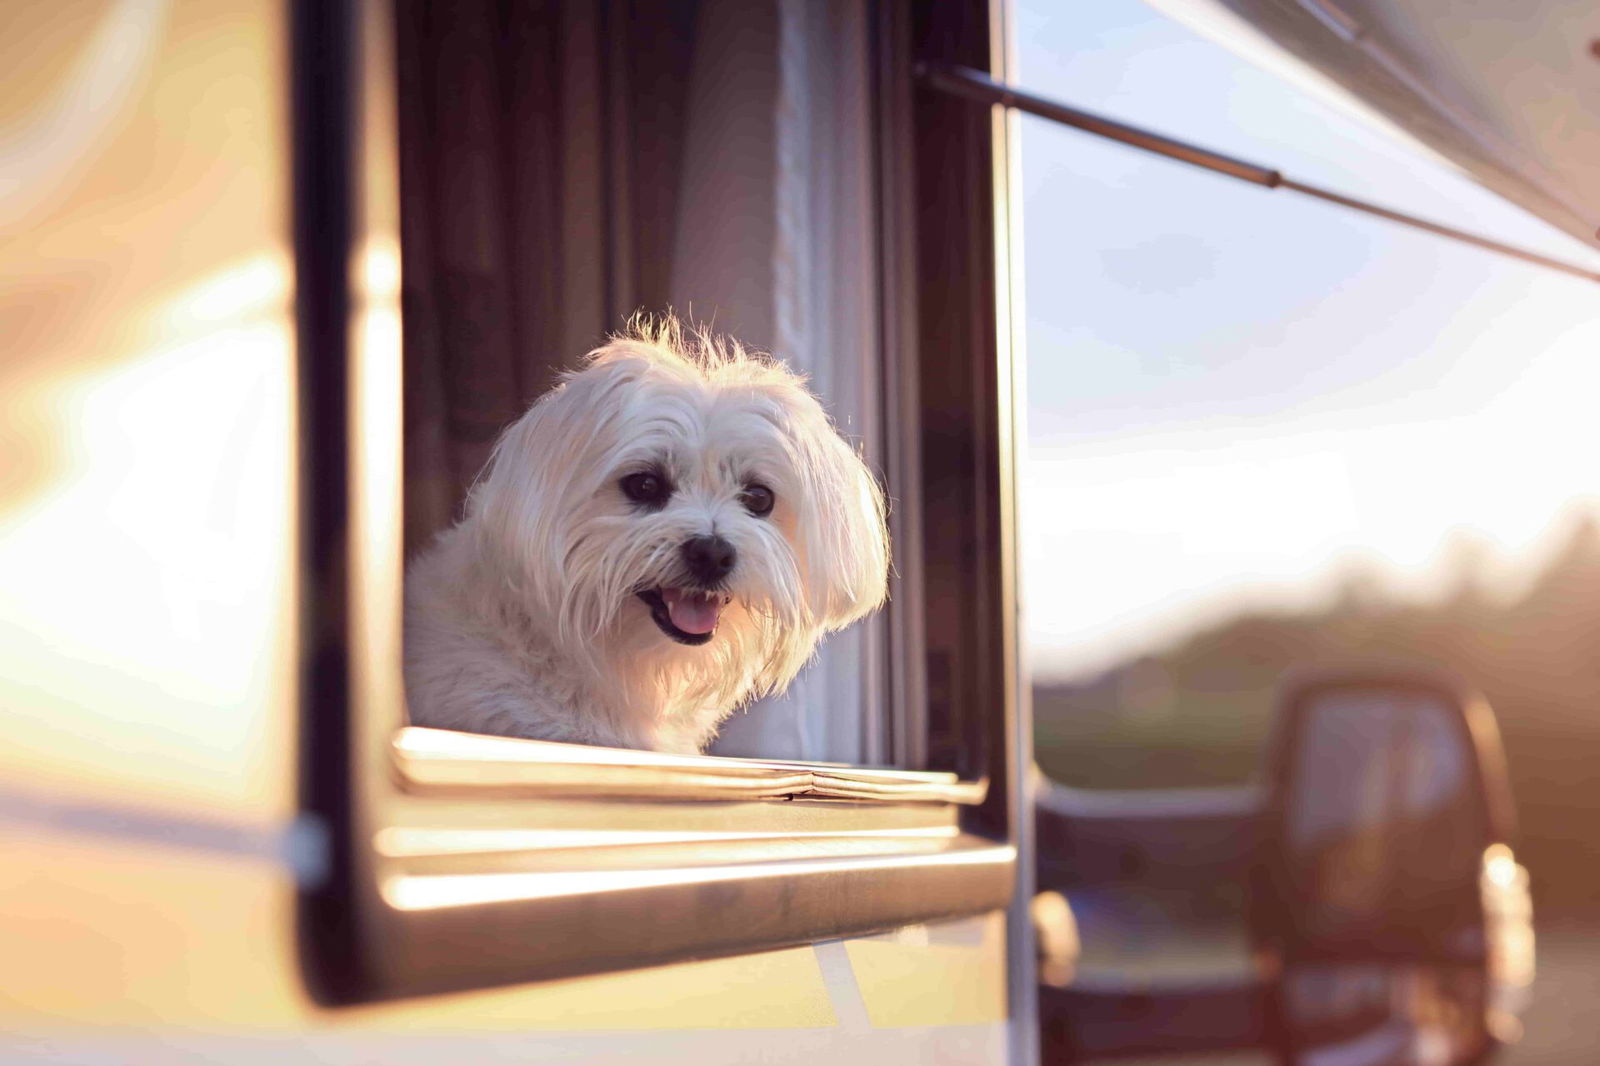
(325, 728, 1011, 1000)
(393, 726, 990, 804)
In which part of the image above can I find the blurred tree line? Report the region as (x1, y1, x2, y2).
(1034, 508, 1600, 915)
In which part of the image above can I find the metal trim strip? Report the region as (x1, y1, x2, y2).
(918, 62, 1600, 285)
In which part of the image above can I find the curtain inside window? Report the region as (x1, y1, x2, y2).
(398, 0, 700, 547)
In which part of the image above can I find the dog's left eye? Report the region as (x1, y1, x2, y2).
(739, 483, 775, 518)
(620, 472, 671, 508)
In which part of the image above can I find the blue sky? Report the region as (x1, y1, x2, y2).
(1014, 0, 1600, 678)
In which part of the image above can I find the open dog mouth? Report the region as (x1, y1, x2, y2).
(637, 587, 731, 646)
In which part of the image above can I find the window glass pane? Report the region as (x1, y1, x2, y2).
(1020, 3, 1600, 791)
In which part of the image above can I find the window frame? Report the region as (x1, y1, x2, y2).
(294, 0, 1028, 1004)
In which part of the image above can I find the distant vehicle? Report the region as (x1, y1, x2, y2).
(1038, 672, 1533, 1065)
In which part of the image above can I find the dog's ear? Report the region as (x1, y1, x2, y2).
(467, 384, 573, 610)
(788, 411, 890, 633)
(468, 355, 645, 608)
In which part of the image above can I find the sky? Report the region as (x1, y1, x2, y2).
(1014, 0, 1600, 680)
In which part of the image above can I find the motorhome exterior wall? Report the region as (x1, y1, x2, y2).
(0, 1, 1026, 1062)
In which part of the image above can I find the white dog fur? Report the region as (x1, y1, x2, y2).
(404, 320, 889, 754)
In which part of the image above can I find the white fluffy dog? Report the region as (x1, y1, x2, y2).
(404, 322, 889, 754)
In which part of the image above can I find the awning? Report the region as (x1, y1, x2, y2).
(1183, 0, 1600, 247)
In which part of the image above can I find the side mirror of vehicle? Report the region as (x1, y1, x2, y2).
(1254, 671, 1534, 1066)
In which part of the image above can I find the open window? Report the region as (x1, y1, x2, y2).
(296, 0, 1026, 1003)
(394, 0, 891, 764)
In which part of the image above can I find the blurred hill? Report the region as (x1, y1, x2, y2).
(1034, 506, 1600, 915)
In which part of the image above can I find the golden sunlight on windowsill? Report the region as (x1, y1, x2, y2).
(391, 727, 989, 805)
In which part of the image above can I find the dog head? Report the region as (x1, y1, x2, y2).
(470, 320, 889, 716)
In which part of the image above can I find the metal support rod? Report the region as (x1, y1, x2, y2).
(917, 62, 1600, 286)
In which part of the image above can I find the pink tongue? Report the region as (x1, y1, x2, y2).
(662, 588, 723, 635)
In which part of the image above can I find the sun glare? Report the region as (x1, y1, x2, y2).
(0, 254, 295, 809)
(1017, 1, 1600, 680)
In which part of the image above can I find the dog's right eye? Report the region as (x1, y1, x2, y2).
(619, 472, 671, 509)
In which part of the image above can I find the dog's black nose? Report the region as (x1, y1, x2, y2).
(681, 535, 736, 585)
